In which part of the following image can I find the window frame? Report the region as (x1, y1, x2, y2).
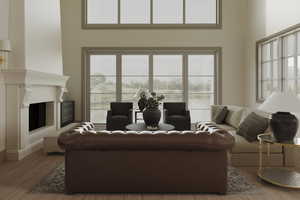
(82, 47, 222, 124)
(82, 0, 222, 29)
(256, 23, 300, 102)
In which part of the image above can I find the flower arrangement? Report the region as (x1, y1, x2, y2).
(145, 92, 165, 110)
(134, 89, 165, 111)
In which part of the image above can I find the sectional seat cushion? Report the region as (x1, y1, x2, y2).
(236, 112, 269, 142)
(230, 131, 282, 153)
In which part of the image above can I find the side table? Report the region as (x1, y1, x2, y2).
(257, 133, 300, 188)
(134, 109, 143, 123)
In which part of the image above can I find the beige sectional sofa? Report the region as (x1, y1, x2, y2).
(210, 105, 294, 167)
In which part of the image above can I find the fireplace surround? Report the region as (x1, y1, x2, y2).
(0, 69, 69, 160)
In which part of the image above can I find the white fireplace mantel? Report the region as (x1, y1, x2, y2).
(0, 68, 69, 86)
(0, 69, 70, 160)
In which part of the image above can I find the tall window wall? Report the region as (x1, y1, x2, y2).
(83, 0, 221, 28)
(257, 25, 300, 101)
(85, 48, 221, 124)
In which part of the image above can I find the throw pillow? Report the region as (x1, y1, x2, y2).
(237, 112, 269, 142)
(212, 106, 229, 124)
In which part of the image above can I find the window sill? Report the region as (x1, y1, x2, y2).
(82, 23, 222, 29)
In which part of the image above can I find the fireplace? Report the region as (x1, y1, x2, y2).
(29, 102, 54, 132)
(0, 69, 69, 160)
(29, 103, 46, 131)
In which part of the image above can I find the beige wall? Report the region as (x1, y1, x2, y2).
(0, 0, 9, 152)
(0, 0, 9, 39)
(245, 0, 300, 107)
(61, 0, 248, 121)
(8, 0, 63, 75)
(24, 0, 63, 75)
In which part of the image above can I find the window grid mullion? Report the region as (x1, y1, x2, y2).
(116, 54, 122, 101)
(118, 0, 121, 24)
(295, 33, 298, 94)
(260, 44, 264, 99)
(270, 42, 274, 92)
(183, 54, 188, 107)
(149, 54, 154, 92)
(150, 0, 153, 24)
(280, 37, 284, 92)
(183, 0, 186, 24)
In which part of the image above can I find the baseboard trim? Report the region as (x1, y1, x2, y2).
(6, 139, 43, 161)
(0, 150, 5, 163)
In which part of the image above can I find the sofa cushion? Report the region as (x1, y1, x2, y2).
(237, 112, 269, 142)
(224, 106, 244, 128)
(212, 106, 228, 124)
(58, 130, 235, 151)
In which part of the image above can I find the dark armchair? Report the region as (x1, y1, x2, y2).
(106, 102, 133, 131)
(163, 102, 191, 131)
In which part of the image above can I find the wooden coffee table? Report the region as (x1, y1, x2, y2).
(126, 123, 175, 131)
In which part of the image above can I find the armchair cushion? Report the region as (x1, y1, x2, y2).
(167, 115, 188, 121)
(111, 102, 132, 116)
(111, 115, 129, 120)
(164, 103, 186, 115)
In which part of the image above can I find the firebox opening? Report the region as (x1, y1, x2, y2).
(28, 101, 55, 132)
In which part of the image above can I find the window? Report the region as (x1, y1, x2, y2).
(258, 41, 279, 100)
(122, 55, 149, 102)
(90, 55, 117, 122)
(84, 48, 221, 123)
(186, 0, 217, 24)
(83, 0, 221, 28)
(257, 24, 300, 101)
(153, 0, 183, 24)
(153, 55, 183, 101)
(188, 55, 215, 121)
(121, 0, 150, 24)
(87, 0, 118, 24)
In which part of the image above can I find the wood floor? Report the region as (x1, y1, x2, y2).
(0, 151, 299, 200)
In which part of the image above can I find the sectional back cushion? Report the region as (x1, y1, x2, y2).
(224, 106, 244, 129)
(236, 112, 269, 142)
(212, 106, 228, 124)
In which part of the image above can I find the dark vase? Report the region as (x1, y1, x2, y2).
(271, 112, 299, 142)
(138, 98, 147, 111)
(143, 108, 161, 127)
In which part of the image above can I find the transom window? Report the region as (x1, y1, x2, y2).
(83, 0, 221, 28)
(83, 48, 221, 124)
(257, 25, 300, 101)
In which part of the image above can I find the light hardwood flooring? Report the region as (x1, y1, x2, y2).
(0, 151, 299, 200)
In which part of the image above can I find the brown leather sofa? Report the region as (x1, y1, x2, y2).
(58, 130, 234, 194)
